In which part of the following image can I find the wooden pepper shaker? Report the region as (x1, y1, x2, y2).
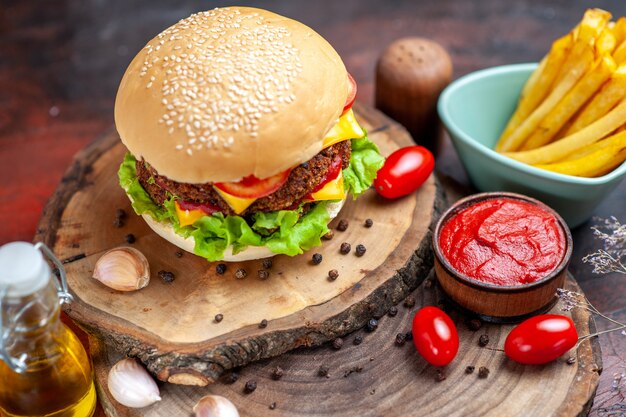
(375, 37, 453, 155)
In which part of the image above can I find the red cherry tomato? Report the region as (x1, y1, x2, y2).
(214, 169, 291, 198)
(374, 146, 434, 199)
(412, 306, 459, 367)
(504, 314, 578, 365)
(342, 73, 357, 114)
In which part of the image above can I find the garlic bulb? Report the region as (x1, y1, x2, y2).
(193, 395, 240, 417)
(108, 358, 161, 408)
(93, 247, 150, 291)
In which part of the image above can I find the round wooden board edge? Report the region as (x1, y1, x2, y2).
(35, 103, 447, 386)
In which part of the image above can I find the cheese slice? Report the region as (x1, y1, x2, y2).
(213, 187, 257, 214)
(309, 170, 346, 201)
(175, 201, 207, 227)
(322, 108, 365, 149)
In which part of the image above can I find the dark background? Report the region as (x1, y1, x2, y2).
(1, 1, 625, 415)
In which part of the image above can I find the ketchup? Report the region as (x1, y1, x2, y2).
(439, 198, 566, 286)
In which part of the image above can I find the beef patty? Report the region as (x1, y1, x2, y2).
(136, 140, 351, 216)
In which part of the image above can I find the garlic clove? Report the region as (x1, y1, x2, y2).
(108, 358, 161, 408)
(93, 247, 150, 291)
(193, 395, 240, 417)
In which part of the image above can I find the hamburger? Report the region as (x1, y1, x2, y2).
(116, 7, 384, 261)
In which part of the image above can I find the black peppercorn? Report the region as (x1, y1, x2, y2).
(403, 296, 416, 308)
(158, 270, 175, 283)
(235, 268, 247, 279)
(388, 306, 398, 317)
(395, 332, 406, 346)
(332, 337, 344, 349)
(244, 380, 257, 393)
(465, 365, 475, 374)
(478, 334, 489, 347)
(328, 269, 339, 281)
(175, 251, 183, 258)
(364, 218, 373, 228)
(353, 335, 363, 345)
(318, 365, 329, 377)
(355, 244, 367, 257)
(366, 318, 378, 332)
(214, 313, 224, 323)
(271, 366, 284, 380)
(216, 263, 227, 275)
(466, 318, 482, 331)
(124, 233, 136, 244)
(478, 367, 490, 378)
(257, 269, 270, 280)
(566, 356, 576, 365)
(262, 258, 273, 269)
(115, 208, 127, 219)
(337, 219, 349, 231)
(311, 253, 323, 265)
(322, 230, 334, 240)
(259, 319, 268, 329)
(435, 369, 446, 382)
(339, 242, 351, 254)
(269, 402, 277, 410)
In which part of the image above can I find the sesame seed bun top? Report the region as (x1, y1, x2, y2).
(115, 6, 348, 183)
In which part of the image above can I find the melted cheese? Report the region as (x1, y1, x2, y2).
(322, 108, 365, 148)
(213, 187, 257, 214)
(309, 170, 346, 201)
(175, 201, 207, 227)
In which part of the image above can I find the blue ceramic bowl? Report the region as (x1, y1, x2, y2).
(438, 63, 626, 228)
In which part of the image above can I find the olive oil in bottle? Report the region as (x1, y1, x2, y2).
(0, 242, 96, 417)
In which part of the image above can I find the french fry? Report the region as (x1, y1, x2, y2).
(560, 129, 626, 160)
(614, 39, 626, 64)
(520, 55, 616, 150)
(533, 131, 626, 177)
(612, 17, 626, 46)
(596, 26, 617, 55)
(495, 44, 594, 152)
(564, 65, 626, 135)
(495, 34, 571, 151)
(504, 97, 626, 165)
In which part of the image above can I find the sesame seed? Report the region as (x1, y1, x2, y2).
(138, 7, 302, 154)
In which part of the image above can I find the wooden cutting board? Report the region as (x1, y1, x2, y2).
(36, 103, 600, 416)
(35, 103, 443, 386)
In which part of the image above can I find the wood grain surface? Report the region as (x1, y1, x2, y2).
(36, 104, 443, 386)
(90, 269, 601, 417)
(2, 1, 625, 416)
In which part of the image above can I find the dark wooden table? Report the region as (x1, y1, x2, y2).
(1, 1, 624, 416)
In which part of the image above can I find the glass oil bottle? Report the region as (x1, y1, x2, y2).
(0, 242, 96, 417)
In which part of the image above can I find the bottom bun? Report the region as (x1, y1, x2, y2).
(142, 199, 346, 262)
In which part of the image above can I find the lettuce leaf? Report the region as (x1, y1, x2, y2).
(117, 133, 383, 261)
(343, 134, 385, 197)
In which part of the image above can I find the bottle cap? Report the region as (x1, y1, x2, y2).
(0, 242, 50, 297)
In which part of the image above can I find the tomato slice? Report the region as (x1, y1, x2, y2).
(342, 73, 357, 114)
(176, 200, 221, 215)
(214, 169, 291, 199)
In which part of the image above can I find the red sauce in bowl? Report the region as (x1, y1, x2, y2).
(438, 198, 566, 286)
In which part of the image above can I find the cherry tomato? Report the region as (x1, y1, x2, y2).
(412, 306, 459, 366)
(342, 73, 357, 114)
(504, 314, 578, 365)
(374, 146, 434, 199)
(214, 169, 291, 198)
